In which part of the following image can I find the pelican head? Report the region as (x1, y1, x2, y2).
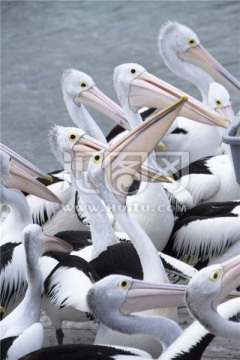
(48, 125, 106, 183)
(159, 21, 240, 97)
(208, 83, 235, 121)
(87, 274, 186, 318)
(49, 125, 86, 166)
(61, 68, 129, 129)
(114, 63, 229, 127)
(23, 224, 73, 257)
(0, 147, 61, 203)
(62, 69, 95, 103)
(159, 21, 200, 56)
(185, 255, 240, 323)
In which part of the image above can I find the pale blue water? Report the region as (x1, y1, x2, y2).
(1, 1, 240, 172)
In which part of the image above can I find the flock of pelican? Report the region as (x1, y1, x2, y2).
(1, 21, 240, 360)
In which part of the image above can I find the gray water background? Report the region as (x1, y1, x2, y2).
(1, 1, 240, 172)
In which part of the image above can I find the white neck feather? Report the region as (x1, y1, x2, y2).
(114, 205, 168, 284)
(79, 174, 119, 259)
(64, 97, 107, 144)
(24, 245, 43, 309)
(197, 305, 240, 340)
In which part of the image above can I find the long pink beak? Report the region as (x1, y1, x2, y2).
(180, 44, 240, 97)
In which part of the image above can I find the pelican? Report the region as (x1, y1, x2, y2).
(18, 268, 240, 360)
(0, 146, 61, 315)
(158, 21, 240, 101)
(110, 63, 198, 248)
(80, 99, 187, 356)
(0, 224, 71, 360)
(185, 254, 240, 339)
(157, 21, 239, 166)
(106, 58, 229, 136)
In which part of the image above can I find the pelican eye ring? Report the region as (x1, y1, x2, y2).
(216, 100, 222, 107)
(130, 68, 137, 75)
(118, 279, 130, 289)
(188, 38, 196, 46)
(80, 82, 88, 88)
(68, 133, 79, 142)
(209, 269, 221, 282)
(93, 153, 102, 164)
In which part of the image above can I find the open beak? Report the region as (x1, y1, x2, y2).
(129, 71, 229, 127)
(42, 233, 73, 254)
(120, 279, 186, 314)
(74, 86, 130, 130)
(72, 134, 173, 183)
(135, 163, 174, 184)
(179, 44, 240, 97)
(100, 98, 186, 197)
(72, 135, 108, 179)
(0, 143, 52, 181)
(3, 158, 62, 204)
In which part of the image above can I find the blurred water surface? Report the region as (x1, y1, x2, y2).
(2, 1, 240, 171)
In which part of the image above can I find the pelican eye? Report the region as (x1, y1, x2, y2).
(188, 38, 196, 46)
(130, 68, 137, 75)
(209, 269, 221, 282)
(93, 153, 102, 164)
(80, 82, 88, 88)
(68, 133, 79, 142)
(118, 279, 130, 289)
(216, 99, 222, 107)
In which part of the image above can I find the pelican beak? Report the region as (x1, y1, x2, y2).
(72, 135, 173, 183)
(0, 144, 52, 181)
(129, 71, 229, 127)
(72, 135, 108, 178)
(135, 164, 174, 184)
(101, 98, 186, 198)
(74, 85, 130, 130)
(156, 142, 167, 151)
(221, 255, 240, 298)
(179, 44, 240, 97)
(216, 105, 235, 123)
(3, 159, 62, 204)
(43, 233, 73, 254)
(120, 279, 186, 314)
